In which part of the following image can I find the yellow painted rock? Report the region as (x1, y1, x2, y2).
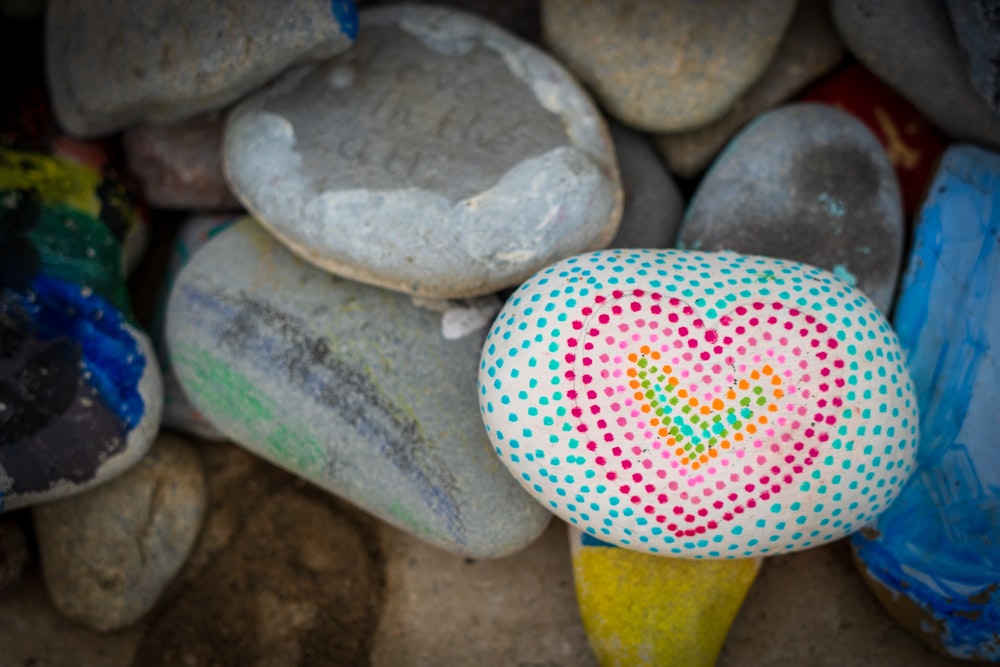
(569, 525, 760, 667)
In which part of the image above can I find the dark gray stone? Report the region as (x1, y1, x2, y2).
(945, 0, 1000, 118)
(655, 0, 845, 178)
(223, 5, 621, 299)
(46, 0, 358, 137)
(680, 103, 904, 314)
(607, 121, 683, 249)
(832, 0, 1000, 149)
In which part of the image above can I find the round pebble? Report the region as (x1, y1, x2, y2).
(478, 249, 919, 558)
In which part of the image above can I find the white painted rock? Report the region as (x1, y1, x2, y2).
(479, 249, 918, 558)
(223, 5, 622, 298)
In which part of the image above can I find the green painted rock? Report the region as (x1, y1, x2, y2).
(166, 218, 551, 558)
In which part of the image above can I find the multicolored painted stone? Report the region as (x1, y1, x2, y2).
(151, 215, 235, 441)
(569, 526, 761, 666)
(851, 145, 1000, 660)
(479, 249, 918, 558)
(167, 218, 551, 558)
(0, 147, 162, 512)
(46, 0, 359, 137)
(223, 5, 622, 299)
(801, 62, 948, 216)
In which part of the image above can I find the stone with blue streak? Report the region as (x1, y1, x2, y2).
(166, 218, 550, 558)
(0, 147, 162, 511)
(851, 144, 1000, 661)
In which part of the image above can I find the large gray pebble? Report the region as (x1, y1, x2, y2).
(46, 0, 357, 137)
(33, 433, 206, 632)
(166, 218, 552, 558)
(680, 103, 904, 314)
(223, 5, 622, 299)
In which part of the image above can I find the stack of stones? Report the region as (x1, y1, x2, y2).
(1, 0, 997, 664)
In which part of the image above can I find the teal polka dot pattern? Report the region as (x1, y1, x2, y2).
(478, 250, 918, 558)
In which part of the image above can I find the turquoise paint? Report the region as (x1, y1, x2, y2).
(852, 145, 1000, 660)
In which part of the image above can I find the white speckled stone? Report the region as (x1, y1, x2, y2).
(223, 5, 622, 299)
(479, 249, 918, 558)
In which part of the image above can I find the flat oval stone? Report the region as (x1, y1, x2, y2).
(569, 526, 760, 666)
(33, 432, 207, 632)
(479, 249, 918, 558)
(800, 63, 948, 217)
(223, 5, 622, 299)
(542, 0, 796, 132)
(46, 0, 358, 137)
(167, 218, 551, 558)
(851, 144, 1000, 660)
(680, 103, 904, 315)
(0, 148, 162, 512)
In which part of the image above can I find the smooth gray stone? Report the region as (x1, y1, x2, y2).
(945, 0, 1000, 118)
(45, 0, 357, 137)
(832, 0, 1000, 149)
(223, 5, 622, 299)
(33, 433, 207, 632)
(166, 219, 552, 558)
(656, 0, 845, 178)
(680, 103, 904, 314)
(542, 0, 797, 132)
(607, 121, 683, 249)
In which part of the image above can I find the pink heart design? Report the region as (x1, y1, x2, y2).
(563, 289, 846, 540)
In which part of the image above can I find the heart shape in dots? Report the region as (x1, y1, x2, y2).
(563, 289, 846, 540)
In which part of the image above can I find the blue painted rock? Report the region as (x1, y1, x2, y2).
(607, 121, 683, 250)
(151, 215, 235, 441)
(479, 249, 918, 558)
(166, 218, 551, 558)
(45, 0, 359, 137)
(655, 0, 846, 179)
(946, 0, 1000, 119)
(851, 145, 1000, 660)
(569, 526, 761, 666)
(0, 147, 162, 512)
(223, 5, 622, 299)
(832, 0, 1000, 150)
(541, 0, 797, 132)
(33, 432, 206, 631)
(680, 103, 904, 315)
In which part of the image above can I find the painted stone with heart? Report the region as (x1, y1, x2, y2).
(479, 249, 918, 559)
